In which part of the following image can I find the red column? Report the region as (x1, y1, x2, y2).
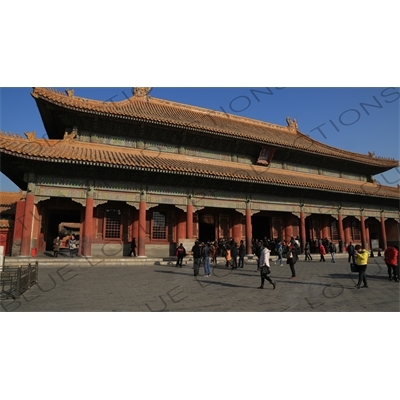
(338, 213, 345, 252)
(300, 211, 306, 251)
(360, 215, 367, 249)
(245, 203, 252, 255)
(177, 209, 186, 241)
(138, 198, 146, 256)
(82, 195, 94, 256)
(186, 201, 193, 240)
(285, 214, 293, 243)
(343, 217, 351, 245)
(321, 216, 330, 240)
(380, 215, 387, 250)
(20, 192, 35, 256)
(232, 212, 241, 244)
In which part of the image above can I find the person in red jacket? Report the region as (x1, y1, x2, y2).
(319, 243, 326, 262)
(384, 245, 399, 282)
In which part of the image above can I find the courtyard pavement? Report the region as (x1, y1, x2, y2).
(1, 254, 399, 312)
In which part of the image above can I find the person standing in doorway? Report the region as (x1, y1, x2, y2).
(53, 236, 61, 258)
(354, 244, 369, 289)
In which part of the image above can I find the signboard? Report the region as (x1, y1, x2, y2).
(371, 239, 380, 250)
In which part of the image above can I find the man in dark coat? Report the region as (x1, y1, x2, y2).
(238, 240, 246, 268)
(191, 241, 202, 277)
(128, 237, 137, 257)
(175, 243, 186, 267)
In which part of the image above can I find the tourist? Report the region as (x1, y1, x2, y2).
(354, 244, 369, 289)
(286, 245, 298, 279)
(175, 243, 186, 268)
(328, 241, 336, 263)
(68, 235, 77, 258)
(191, 241, 202, 277)
(275, 241, 283, 265)
(384, 245, 399, 282)
(211, 241, 218, 266)
(319, 242, 326, 262)
(347, 242, 355, 264)
(53, 236, 61, 258)
(254, 240, 262, 271)
(128, 237, 137, 257)
(231, 241, 238, 269)
(225, 245, 232, 268)
(258, 243, 276, 289)
(304, 241, 312, 261)
(238, 240, 246, 268)
(203, 242, 211, 277)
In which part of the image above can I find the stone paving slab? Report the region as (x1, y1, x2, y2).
(1, 256, 399, 312)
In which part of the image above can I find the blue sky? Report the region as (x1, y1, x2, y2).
(0, 87, 399, 191)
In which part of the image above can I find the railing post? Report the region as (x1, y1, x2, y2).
(16, 266, 22, 298)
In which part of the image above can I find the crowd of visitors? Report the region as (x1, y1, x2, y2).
(174, 236, 399, 290)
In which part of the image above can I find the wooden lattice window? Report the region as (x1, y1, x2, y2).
(105, 209, 122, 239)
(152, 211, 166, 240)
(331, 219, 339, 241)
(352, 219, 361, 241)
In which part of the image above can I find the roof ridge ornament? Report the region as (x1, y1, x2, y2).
(63, 126, 78, 142)
(24, 131, 36, 141)
(133, 87, 152, 98)
(286, 116, 298, 131)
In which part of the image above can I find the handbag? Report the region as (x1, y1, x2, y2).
(261, 265, 271, 276)
(350, 263, 359, 272)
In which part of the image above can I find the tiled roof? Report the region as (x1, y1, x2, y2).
(1, 132, 399, 199)
(0, 191, 23, 215)
(31, 87, 399, 169)
(0, 219, 12, 228)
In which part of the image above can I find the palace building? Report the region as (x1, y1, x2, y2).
(0, 87, 399, 257)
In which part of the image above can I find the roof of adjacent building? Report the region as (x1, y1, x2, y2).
(1, 132, 399, 199)
(31, 87, 399, 169)
(0, 190, 23, 215)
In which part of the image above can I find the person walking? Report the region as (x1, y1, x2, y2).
(175, 243, 186, 268)
(354, 244, 369, 289)
(254, 240, 262, 271)
(238, 240, 246, 268)
(203, 242, 211, 277)
(328, 242, 336, 263)
(384, 245, 399, 282)
(128, 237, 137, 257)
(53, 236, 61, 258)
(304, 242, 312, 261)
(258, 244, 276, 289)
(319, 242, 326, 262)
(286, 245, 298, 279)
(347, 242, 355, 264)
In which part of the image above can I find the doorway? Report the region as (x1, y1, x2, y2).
(45, 210, 81, 251)
(252, 215, 271, 241)
(198, 214, 216, 243)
